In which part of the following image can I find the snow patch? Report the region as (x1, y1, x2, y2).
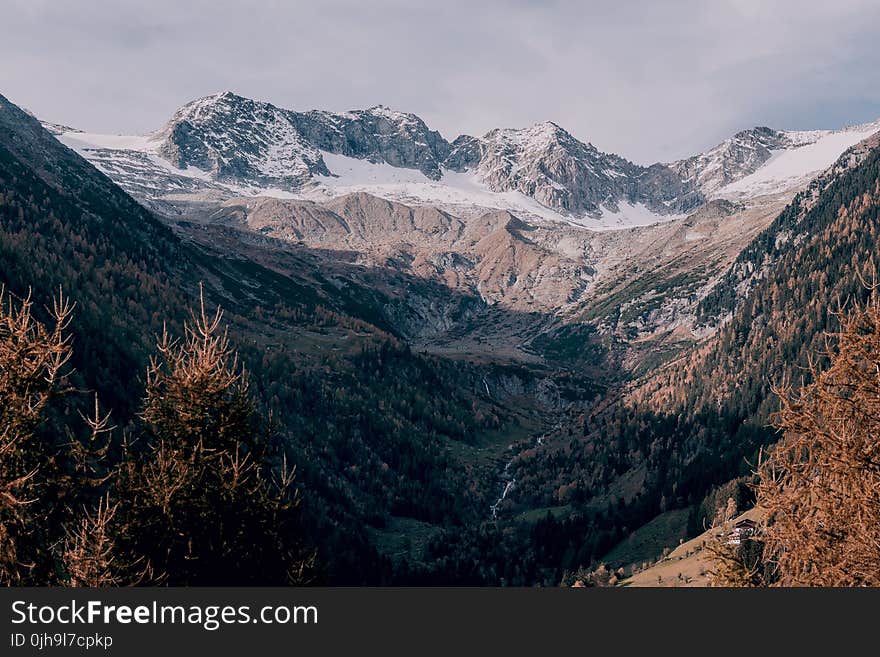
(55, 126, 682, 231)
(57, 131, 160, 153)
(716, 123, 880, 200)
(305, 153, 676, 230)
(587, 202, 683, 230)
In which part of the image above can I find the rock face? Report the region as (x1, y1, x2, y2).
(203, 183, 795, 347)
(155, 92, 450, 186)
(210, 191, 596, 311)
(665, 125, 880, 198)
(446, 122, 704, 217)
(669, 127, 791, 196)
(156, 92, 328, 188)
(47, 91, 880, 227)
(293, 105, 452, 180)
(149, 92, 705, 218)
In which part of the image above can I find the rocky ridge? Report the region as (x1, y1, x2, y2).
(51, 91, 877, 224)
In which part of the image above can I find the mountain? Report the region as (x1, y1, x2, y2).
(43, 92, 880, 360)
(0, 91, 193, 414)
(206, 191, 595, 316)
(11, 84, 880, 585)
(671, 123, 880, 200)
(5, 91, 592, 584)
(696, 128, 880, 329)
(509, 130, 880, 577)
(49, 91, 877, 230)
(156, 92, 452, 184)
(445, 121, 703, 218)
(59, 91, 694, 224)
(671, 127, 794, 197)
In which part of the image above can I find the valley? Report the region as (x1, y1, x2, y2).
(48, 92, 880, 373)
(3, 86, 880, 584)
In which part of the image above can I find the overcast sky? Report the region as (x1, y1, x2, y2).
(2, 0, 880, 163)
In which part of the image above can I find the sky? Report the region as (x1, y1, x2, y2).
(2, 0, 880, 163)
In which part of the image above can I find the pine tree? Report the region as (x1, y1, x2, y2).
(117, 288, 313, 584)
(757, 296, 880, 586)
(0, 287, 73, 584)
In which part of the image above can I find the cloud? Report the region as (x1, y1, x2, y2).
(2, 0, 879, 162)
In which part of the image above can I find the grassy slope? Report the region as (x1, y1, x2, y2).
(600, 508, 690, 569)
(619, 507, 764, 587)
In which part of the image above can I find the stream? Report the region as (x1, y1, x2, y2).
(489, 422, 559, 519)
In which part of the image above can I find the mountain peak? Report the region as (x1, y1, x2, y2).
(351, 104, 432, 128)
(486, 120, 567, 141)
(532, 120, 564, 132)
(164, 90, 259, 127)
(48, 90, 880, 226)
(188, 89, 247, 108)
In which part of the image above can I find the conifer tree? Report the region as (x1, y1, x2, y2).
(757, 296, 880, 586)
(0, 287, 73, 584)
(117, 288, 312, 584)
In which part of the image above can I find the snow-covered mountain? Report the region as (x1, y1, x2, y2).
(445, 121, 703, 218)
(669, 122, 880, 200)
(670, 126, 794, 197)
(155, 92, 452, 185)
(46, 91, 880, 229)
(34, 91, 880, 354)
(707, 123, 880, 200)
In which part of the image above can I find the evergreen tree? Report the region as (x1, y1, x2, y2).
(757, 296, 880, 586)
(116, 289, 313, 584)
(0, 287, 73, 584)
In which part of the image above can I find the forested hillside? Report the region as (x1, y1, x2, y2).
(0, 93, 555, 584)
(641, 137, 880, 438)
(4, 85, 880, 585)
(501, 137, 880, 576)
